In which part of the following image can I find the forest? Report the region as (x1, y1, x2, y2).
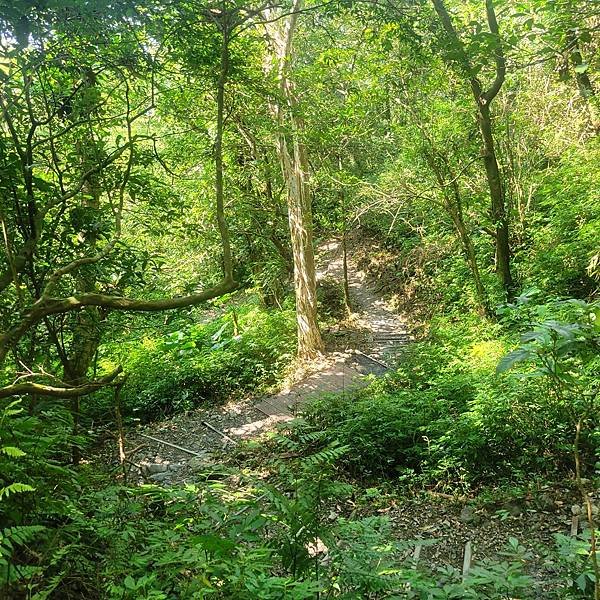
(0, 0, 599, 597)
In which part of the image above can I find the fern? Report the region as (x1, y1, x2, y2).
(0, 525, 46, 565)
(1, 400, 24, 419)
(299, 443, 350, 468)
(0, 482, 35, 500)
(1, 446, 26, 457)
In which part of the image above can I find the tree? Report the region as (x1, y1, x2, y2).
(431, 0, 514, 299)
(265, 0, 324, 359)
(0, 1, 238, 403)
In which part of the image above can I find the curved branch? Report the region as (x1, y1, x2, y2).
(0, 277, 239, 363)
(481, 0, 506, 104)
(42, 90, 136, 297)
(0, 366, 123, 399)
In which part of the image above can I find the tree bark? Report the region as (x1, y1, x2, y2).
(0, 278, 239, 367)
(424, 150, 490, 315)
(267, 0, 323, 359)
(284, 137, 323, 358)
(478, 102, 513, 295)
(215, 26, 234, 281)
(0, 367, 123, 399)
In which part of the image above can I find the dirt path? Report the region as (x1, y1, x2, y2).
(317, 239, 411, 362)
(112, 239, 411, 485)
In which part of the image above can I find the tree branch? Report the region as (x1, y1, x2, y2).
(481, 0, 506, 104)
(0, 278, 239, 364)
(0, 366, 123, 399)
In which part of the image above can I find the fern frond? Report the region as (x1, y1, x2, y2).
(1, 446, 26, 457)
(0, 482, 35, 500)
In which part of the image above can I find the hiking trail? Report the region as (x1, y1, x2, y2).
(116, 238, 411, 485)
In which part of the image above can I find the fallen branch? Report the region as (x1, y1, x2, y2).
(137, 433, 207, 457)
(353, 349, 389, 370)
(201, 421, 238, 445)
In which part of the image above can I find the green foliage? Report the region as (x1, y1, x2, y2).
(0, 397, 85, 595)
(522, 141, 600, 298)
(1, 0, 599, 597)
(1, 425, 542, 600)
(550, 532, 600, 599)
(302, 314, 590, 487)
(102, 300, 295, 420)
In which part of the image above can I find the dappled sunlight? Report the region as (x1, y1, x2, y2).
(1, 0, 598, 596)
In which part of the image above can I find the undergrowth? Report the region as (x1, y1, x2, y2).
(0, 421, 554, 599)
(95, 299, 296, 421)
(301, 302, 599, 491)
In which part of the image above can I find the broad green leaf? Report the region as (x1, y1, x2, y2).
(496, 348, 533, 373)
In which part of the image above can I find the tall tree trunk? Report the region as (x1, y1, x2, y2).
(64, 142, 103, 465)
(282, 134, 323, 358)
(425, 150, 490, 315)
(477, 102, 512, 295)
(65, 307, 101, 465)
(338, 157, 351, 313)
(268, 0, 323, 359)
(215, 26, 234, 282)
(431, 0, 515, 299)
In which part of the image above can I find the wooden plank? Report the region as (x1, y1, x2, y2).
(254, 396, 293, 417)
(353, 349, 390, 370)
(462, 541, 473, 581)
(571, 515, 579, 536)
(371, 334, 409, 340)
(255, 404, 274, 417)
(411, 542, 422, 567)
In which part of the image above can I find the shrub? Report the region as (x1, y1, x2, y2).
(301, 314, 586, 488)
(522, 142, 600, 298)
(97, 300, 296, 421)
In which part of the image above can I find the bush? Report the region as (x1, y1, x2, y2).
(521, 142, 600, 298)
(97, 300, 296, 421)
(301, 314, 584, 488)
(1, 436, 538, 600)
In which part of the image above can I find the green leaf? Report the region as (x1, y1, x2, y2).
(0, 483, 35, 500)
(0, 446, 26, 457)
(575, 573, 589, 591)
(496, 348, 532, 373)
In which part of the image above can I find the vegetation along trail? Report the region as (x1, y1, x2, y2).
(1, 0, 599, 598)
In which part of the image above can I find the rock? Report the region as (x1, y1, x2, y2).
(460, 506, 476, 524)
(143, 462, 169, 474)
(535, 493, 554, 511)
(503, 501, 523, 517)
(149, 472, 170, 483)
(168, 462, 183, 471)
(574, 503, 599, 517)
